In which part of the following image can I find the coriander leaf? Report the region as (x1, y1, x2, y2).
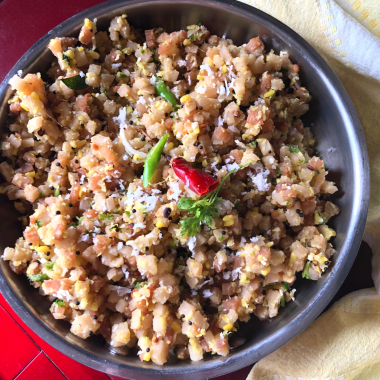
(54, 299, 65, 307)
(177, 197, 197, 210)
(276, 166, 281, 175)
(302, 261, 311, 279)
(289, 145, 300, 153)
(35, 220, 42, 228)
(60, 75, 89, 90)
(30, 273, 49, 283)
(54, 188, 60, 197)
(45, 262, 54, 270)
(179, 216, 202, 238)
(282, 282, 290, 291)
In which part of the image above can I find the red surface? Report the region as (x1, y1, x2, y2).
(0, 0, 105, 82)
(0, 305, 40, 380)
(14, 352, 67, 380)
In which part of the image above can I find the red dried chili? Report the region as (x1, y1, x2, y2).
(171, 157, 219, 196)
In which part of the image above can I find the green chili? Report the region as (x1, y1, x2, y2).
(143, 133, 169, 187)
(154, 78, 178, 108)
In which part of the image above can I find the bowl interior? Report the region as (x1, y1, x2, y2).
(0, 1, 368, 379)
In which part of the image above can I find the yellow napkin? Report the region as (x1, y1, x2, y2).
(235, 0, 380, 378)
(247, 289, 380, 380)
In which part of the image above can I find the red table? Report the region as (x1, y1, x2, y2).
(0, 0, 373, 379)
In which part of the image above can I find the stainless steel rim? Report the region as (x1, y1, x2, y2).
(0, 0, 369, 378)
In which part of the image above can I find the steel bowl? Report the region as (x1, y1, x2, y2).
(0, 0, 369, 379)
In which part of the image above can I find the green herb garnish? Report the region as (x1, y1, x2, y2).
(63, 53, 71, 63)
(76, 216, 85, 225)
(134, 282, 147, 289)
(171, 238, 178, 248)
(289, 145, 300, 153)
(30, 273, 49, 283)
(302, 261, 311, 279)
(99, 213, 114, 220)
(54, 188, 60, 197)
(178, 161, 252, 237)
(45, 263, 54, 270)
(276, 166, 281, 175)
(35, 220, 42, 228)
(280, 294, 286, 307)
(54, 299, 65, 307)
(60, 75, 88, 90)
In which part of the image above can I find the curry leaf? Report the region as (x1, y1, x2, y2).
(60, 75, 88, 90)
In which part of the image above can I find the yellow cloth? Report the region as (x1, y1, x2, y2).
(247, 289, 380, 380)
(235, 0, 380, 379)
